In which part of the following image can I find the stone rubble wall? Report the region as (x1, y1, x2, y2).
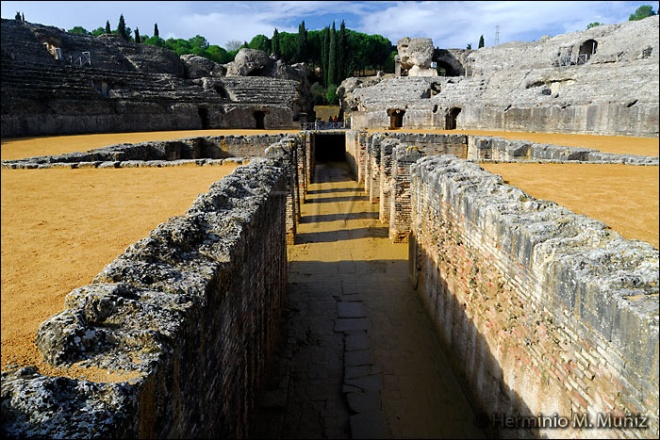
(1, 141, 303, 438)
(468, 136, 659, 164)
(408, 155, 659, 439)
(346, 130, 658, 245)
(1, 133, 298, 168)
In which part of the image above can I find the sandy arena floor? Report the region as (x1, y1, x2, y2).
(1, 129, 658, 382)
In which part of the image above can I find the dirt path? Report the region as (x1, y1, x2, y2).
(253, 161, 485, 438)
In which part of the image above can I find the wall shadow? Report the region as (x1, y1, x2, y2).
(299, 212, 379, 224)
(304, 195, 369, 204)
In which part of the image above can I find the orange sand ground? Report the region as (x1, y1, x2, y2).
(2, 163, 238, 381)
(480, 163, 659, 249)
(1, 129, 658, 382)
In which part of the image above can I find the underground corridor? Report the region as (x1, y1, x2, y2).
(249, 135, 485, 439)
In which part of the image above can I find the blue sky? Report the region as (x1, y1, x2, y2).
(1, 1, 658, 49)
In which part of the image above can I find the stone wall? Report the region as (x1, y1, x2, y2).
(0, 19, 311, 138)
(467, 136, 658, 164)
(1, 152, 297, 438)
(1, 133, 301, 168)
(342, 16, 659, 137)
(408, 155, 659, 439)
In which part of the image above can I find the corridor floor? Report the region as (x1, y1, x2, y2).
(250, 161, 486, 439)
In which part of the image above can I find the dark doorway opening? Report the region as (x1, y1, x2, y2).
(254, 111, 266, 129)
(578, 39, 598, 64)
(198, 107, 210, 129)
(314, 134, 346, 163)
(387, 108, 405, 129)
(446, 107, 461, 130)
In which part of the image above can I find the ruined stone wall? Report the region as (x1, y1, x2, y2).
(345, 131, 468, 230)
(467, 136, 658, 164)
(1, 133, 300, 168)
(343, 17, 659, 137)
(1, 151, 298, 438)
(408, 156, 659, 439)
(1, 19, 309, 138)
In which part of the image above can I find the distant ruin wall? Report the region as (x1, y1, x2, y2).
(1, 133, 299, 168)
(456, 102, 660, 138)
(1, 158, 291, 439)
(408, 156, 659, 439)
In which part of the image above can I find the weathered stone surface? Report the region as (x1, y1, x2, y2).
(396, 37, 437, 76)
(408, 154, 659, 438)
(2, 156, 294, 439)
(344, 17, 659, 136)
(0, 19, 313, 136)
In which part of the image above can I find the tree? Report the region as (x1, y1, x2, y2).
(117, 14, 129, 40)
(248, 34, 270, 53)
(296, 21, 309, 63)
(271, 28, 281, 58)
(629, 5, 656, 21)
(69, 26, 89, 35)
(466, 43, 472, 50)
(337, 20, 348, 81)
(326, 83, 338, 105)
(134, 27, 140, 43)
(327, 21, 337, 86)
(154, 23, 159, 37)
(586, 22, 601, 29)
(478, 35, 485, 48)
(321, 26, 330, 85)
(91, 27, 106, 37)
(105, 20, 111, 34)
(225, 39, 243, 51)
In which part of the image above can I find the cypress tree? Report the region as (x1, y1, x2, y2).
(327, 21, 337, 86)
(134, 27, 140, 43)
(296, 21, 308, 64)
(321, 26, 330, 86)
(478, 35, 485, 48)
(105, 20, 111, 34)
(338, 20, 347, 82)
(117, 14, 128, 40)
(154, 23, 159, 37)
(271, 28, 281, 58)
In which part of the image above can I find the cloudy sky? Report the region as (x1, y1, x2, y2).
(2, 1, 658, 49)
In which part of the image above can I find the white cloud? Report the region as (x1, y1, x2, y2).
(2, 0, 658, 49)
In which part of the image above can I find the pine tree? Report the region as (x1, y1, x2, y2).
(154, 23, 159, 38)
(105, 20, 111, 34)
(478, 35, 485, 48)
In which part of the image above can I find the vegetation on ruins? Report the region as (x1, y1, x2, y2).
(478, 35, 484, 48)
(629, 4, 657, 20)
(65, 15, 394, 96)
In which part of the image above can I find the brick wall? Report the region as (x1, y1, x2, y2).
(408, 155, 659, 439)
